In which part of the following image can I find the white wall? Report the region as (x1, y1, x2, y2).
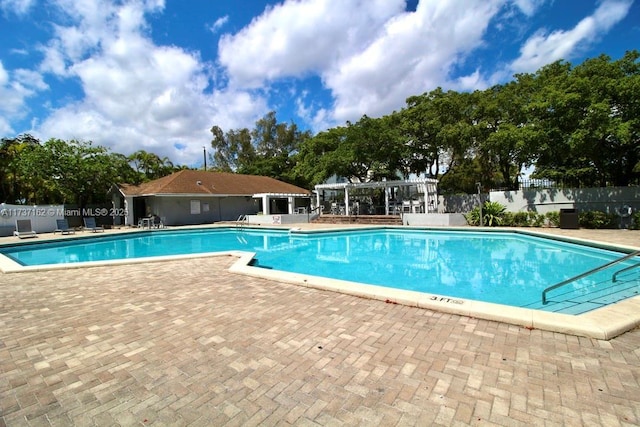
(245, 214, 314, 225)
(402, 213, 468, 227)
(490, 186, 640, 214)
(0, 204, 64, 236)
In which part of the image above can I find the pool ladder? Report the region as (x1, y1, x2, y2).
(542, 250, 640, 304)
(236, 214, 248, 229)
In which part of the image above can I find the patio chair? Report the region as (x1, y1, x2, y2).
(83, 217, 104, 232)
(13, 219, 37, 239)
(54, 218, 75, 234)
(151, 215, 165, 229)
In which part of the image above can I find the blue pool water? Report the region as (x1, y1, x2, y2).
(1, 227, 638, 314)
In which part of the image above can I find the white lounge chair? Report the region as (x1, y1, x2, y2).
(54, 218, 75, 234)
(83, 217, 104, 232)
(14, 219, 37, 239)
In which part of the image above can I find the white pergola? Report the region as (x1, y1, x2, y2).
(314, 178, 438, 215)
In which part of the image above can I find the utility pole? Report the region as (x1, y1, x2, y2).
(203, 146, 207, 171)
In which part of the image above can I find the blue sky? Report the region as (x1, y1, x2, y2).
(0, 0, 637, 167)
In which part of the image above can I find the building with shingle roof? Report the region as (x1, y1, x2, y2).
(114, 170, 311, 226)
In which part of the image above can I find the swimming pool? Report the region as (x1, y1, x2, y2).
(1, 227, 638, 318)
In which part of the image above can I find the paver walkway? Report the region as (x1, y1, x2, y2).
(1, 229, 640, 426)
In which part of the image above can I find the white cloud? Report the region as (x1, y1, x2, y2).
(509, 0, 633, 73)
(295, 93, 332, 132)
(455, 70, 487, 92)
(0, 61, 44, 130)
(0, 117, 12, 135)
(0, 61, 7, 85)
(0, 0, 35, 16)
(326, 0, 504, 121)
(218, 0, 505, 124)
(31, 0, 267, 166)
(218, 0, 406, 89)
(218, 0, 633, 128)
(10, 48, 28, 56)
(208, 15, 229, 33)
(14, 69, 48, 91)
(511, 0, 547, 17)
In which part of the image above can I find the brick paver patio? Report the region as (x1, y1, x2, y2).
(1, 230, 640, 426)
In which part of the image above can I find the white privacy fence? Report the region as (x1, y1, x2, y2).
(0, 203, 65, 236)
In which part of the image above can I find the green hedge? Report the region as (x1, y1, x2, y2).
(578, 211, 619, 229)
(631, 211, 640, 230)
(465, 204, 633, 229)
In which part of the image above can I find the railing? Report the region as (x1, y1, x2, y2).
(307, 206, 322, 222)
(236, 214, 248, 229)
(612, 262, 640, 283)
(542, 250, 640, 304)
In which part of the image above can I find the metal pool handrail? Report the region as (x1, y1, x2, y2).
(612, 262, 640, 283)
(542, 250, 640, 305)
(236, 214, 248, 229)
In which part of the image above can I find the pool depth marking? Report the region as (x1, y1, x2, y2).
(430, 296, 464, 304)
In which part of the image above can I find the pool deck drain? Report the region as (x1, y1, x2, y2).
(1, 226, 639, 425)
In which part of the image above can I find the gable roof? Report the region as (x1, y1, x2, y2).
(119, 170, 310, 197)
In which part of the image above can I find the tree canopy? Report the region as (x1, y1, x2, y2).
(0, 136, 181, 205)
(290, 50, 639, 192)
(210, 111, 312, 187)
(2, 51, 637, 204)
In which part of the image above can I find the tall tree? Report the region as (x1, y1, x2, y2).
(475, 76, 541, 190)
(210, 125, 254, 172)
(0, 134, 40, 203)
(294, 126, 347, 186)
(401, 88, 478, 191)
(18, 139, 128, 206)
(210, 111, 311, 185)
(530, 51, 640, 186)
(294, 114, 404, 186)
(128, 150, 175, 182)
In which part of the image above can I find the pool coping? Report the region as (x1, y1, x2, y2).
(229, 251, 640, 340)
(1, 225, 639, 340)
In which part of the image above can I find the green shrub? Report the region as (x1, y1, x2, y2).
(465, 207, 481, 226)
(483, 202, 506, 226)
(498, 211, 546, 227)
(578, 211, 618, 229)
(464, 201, 506, 226)
(501, 212, 514, 226)
(467, 208, 633, 229)
(512, 212, 530, 227)
(631, 211, 640, 230)
(545, 211, 560, 227)
(528, 212, 546, 227)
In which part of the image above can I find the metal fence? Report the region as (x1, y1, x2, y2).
(492, 178, 640, 192)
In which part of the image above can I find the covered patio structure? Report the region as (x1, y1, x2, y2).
(314, 178, 439, 217)
(252, 192, 312, 215)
